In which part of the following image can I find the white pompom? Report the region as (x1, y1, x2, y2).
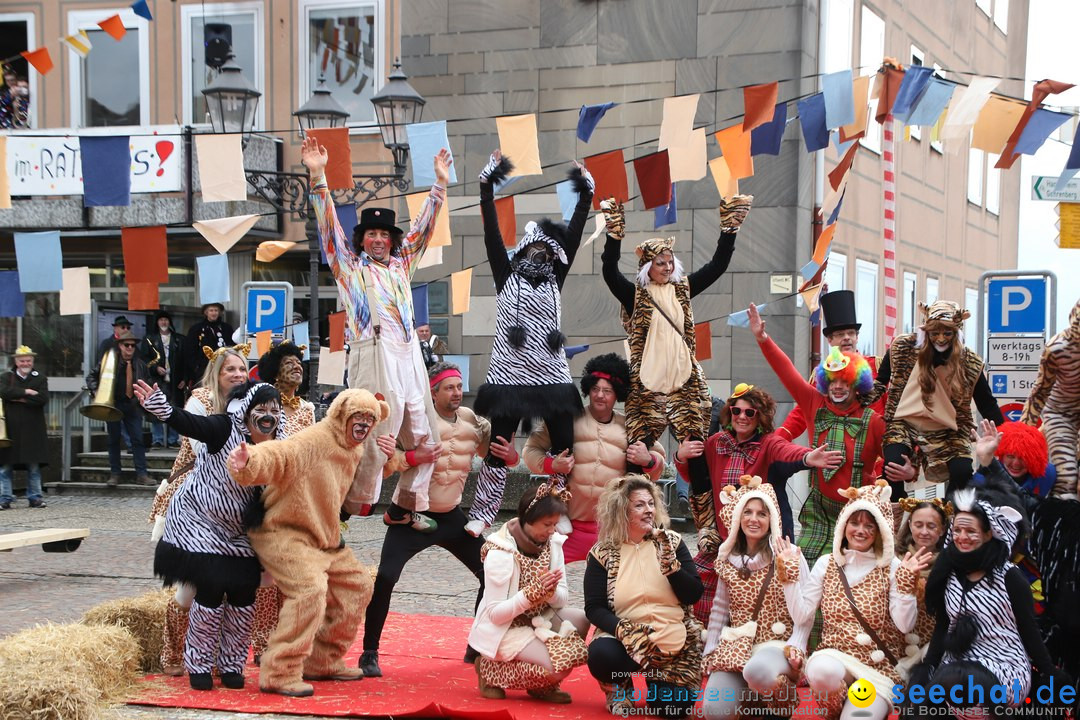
(855, 632, 872, 646)
(531, 616, 545, 628)
(772, 622, 787, 636)
(905, 633, 921, 645)
(905, 644, 920, 657)
(870, 649, 886, 663)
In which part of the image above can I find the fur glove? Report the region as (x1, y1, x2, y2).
(719, 194, 754, 232)
(600, 198, 626, 241)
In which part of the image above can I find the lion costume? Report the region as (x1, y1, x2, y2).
(230, 389, 388, 697)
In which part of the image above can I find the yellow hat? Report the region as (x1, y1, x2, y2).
(13, 345, 35, 357)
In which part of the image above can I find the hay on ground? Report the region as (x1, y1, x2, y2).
(0, 622, 140, 720)
(82, 589, 171, 673)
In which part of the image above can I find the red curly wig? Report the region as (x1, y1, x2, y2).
(995, 421, 1048, 479)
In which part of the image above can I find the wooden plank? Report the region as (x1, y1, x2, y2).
(0, 528, 90, 552)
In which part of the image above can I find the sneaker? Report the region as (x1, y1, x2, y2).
(220, 672, 245, 689)
(358, 650, 382, 678)
(464, 519, 487, 538)
(28, 498, 46, 508)
(189, 672, 213, 691)
(555, 514, 573, 535)
(383, 510, 437, 533)
(106, 473, 121, 487)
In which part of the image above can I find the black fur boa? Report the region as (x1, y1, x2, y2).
(568, 166, 592, 196)
(486, 156, 515, 186)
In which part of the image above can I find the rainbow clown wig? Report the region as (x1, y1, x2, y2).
(814, 346, 874, 395)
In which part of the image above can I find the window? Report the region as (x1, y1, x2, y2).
(854, 259, 879, 355)
(993, 0, 1009, 33)
(976, 0, 991, 15)
(903, 271, 917, 334)
(985, 152, 1001, 215)
(967, 149, 984, 205)
(822, 0, 854, 74)
(69, 9, 149, 127)
(824, 251, 848, 292)
(181, 3, 264, 128)
(926, 276, 939, 305)
(964, 287, 980, 349)
(299, 0, 385, 129)
(858, 6, 885, 153)
(909, 46, 924, 141)
(0, 13, 35, 129)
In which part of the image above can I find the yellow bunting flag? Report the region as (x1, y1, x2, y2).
(708, 156, 739, 201)
(256, 241, 297, 262)
(800, 283, 823, 313)
(193, 214, 260, 254)
(451, 268, 472, 315)
(62, 29, 92, 57)
(406, 192, 451, 248)
(256, 330, 272, 356)
(495, 114, 542, 176)
(971, 96, 1026, 154)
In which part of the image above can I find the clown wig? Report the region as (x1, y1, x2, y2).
(814, 347, 874, 395)
(995, 421, 1048, 479)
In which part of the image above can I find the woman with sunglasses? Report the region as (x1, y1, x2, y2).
(675, 382, 841, 623)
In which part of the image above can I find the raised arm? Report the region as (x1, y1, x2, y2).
(748, 304, 820, 411)
(302, 135, 356, 283)
(688, 196, 751, 297)
(553, 164, 595, 285)
(134, 380, 232, 453)
(478, 151, 514, 290)
(599, 199, 635, 314)
(401, 149, 450, 278)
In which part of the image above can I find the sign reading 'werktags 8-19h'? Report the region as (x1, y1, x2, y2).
(3, 127, 183, 196)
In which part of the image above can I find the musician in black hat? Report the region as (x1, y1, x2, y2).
(97, 315, 134, 362)
(186, 302, 235, 385)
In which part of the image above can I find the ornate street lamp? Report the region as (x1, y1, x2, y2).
(201, 52, 261, 137)
(293, 76, 350, 131)
(370, 60, 426, 174)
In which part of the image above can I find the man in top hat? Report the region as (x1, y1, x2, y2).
(301, 134, 452, 533)
(88, 330, 152, 487)
(141, 309, 188, 448)
(186, 302, 235, 384)
(0, 346, 49, 509)
(98, 315, 134, 362)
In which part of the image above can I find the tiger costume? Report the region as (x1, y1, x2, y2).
(1022, 298, 1080, 497)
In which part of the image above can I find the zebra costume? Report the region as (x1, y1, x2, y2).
(1022, 298, 1080, 497)
(144, 382, 282, 686)
(470, 153, 593, 531)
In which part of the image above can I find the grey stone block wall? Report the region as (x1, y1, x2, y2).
(404, 0, 821, 409)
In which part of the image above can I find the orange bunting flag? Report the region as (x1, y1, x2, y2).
(714, 125, 754, 180)
(127, 282, 159, 310)
(256, 330, 272, 356)
(874, 67, 905, 124)
(828, 142, 858, 191)
(451, 268, 472, 315)
(971, 96, 1026, 154)
(328, 311, 345, 352)
(121, 226, 169, 284)
(708, 156, 739, 201)
(495, 196, 517, 249)
(98, 15, 127, 41)
(812, 223, 837, 266)
(840, 75, 870, 143)
(20, 47, 53, 75)
(743, 82, 779, 131)
(584, 150, 628, 210)
(694, 322, 712, 361)
(307, 128, 353, 191)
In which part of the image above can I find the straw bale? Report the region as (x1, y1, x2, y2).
(82, 589, 171, 673)
(0, 623, 140, 719)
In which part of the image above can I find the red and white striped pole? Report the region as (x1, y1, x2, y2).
(881, 113, 898, 348)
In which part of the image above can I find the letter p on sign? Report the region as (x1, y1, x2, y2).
(987, 278, 1046, 334)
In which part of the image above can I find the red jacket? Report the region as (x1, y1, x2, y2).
(760, 336, 884, 502)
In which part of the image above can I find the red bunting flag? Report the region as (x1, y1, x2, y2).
(328, 311, 345, 352)
(20, 48, 53, 75)
(495, 196, 517, 249)
(874, 66, 905, 124)
(584, 150, 629, 210)
(828, 142, 859, 191)
(743, 82, 778, 131)
(127, 282, 159, 310)
(98, 15, 127, 41)
(632, 151, 672, 210)
(307, 128, 353, 190)
(694, 322, 712, 361)
(121, 226, 169, 284)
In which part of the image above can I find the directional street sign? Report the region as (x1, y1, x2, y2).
(1032, 175, 1080, 202)
(1055, 202, 1080, 249)
(985, 335, 1045, 366)
(988, 369, 1040, 401)
(999, 402, 1025, 423)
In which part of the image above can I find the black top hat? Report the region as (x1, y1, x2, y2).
(353, 207, 403, 239)
(112, 315, 132, 327)
(820, 290, 861, 337)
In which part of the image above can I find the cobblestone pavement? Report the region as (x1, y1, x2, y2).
(1, 494, 697, 719)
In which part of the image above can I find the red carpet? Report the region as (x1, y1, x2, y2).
(128, 613, 612, 718)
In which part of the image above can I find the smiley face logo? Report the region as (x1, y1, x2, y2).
(847, 678, 876, 708)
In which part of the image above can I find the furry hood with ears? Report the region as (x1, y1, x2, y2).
(326, 389, 389, 449)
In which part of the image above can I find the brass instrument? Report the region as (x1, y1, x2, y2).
(81, 348, 123, 422)
(0, 398, 11, 448)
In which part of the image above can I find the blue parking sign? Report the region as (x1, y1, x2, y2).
(987, 278, 1046, 334)
(246, 287, 288, 334)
